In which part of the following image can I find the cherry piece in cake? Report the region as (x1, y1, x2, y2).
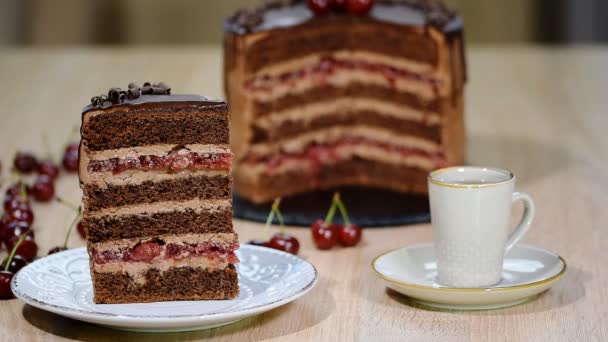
(131, 242, 162, 262)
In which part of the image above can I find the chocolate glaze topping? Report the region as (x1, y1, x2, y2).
(82, 82, 226, 114)
(225, 0, 461, 34)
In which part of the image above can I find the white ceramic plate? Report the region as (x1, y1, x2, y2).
(12, 245, 317, 332)
(372, 243, 566, 310)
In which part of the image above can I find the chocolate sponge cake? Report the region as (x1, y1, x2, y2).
(225, 0, 466, 203)
(79, 83, 239, 304)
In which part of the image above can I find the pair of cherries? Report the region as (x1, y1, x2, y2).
(12, 142, 79, 203)
(247, 199, 300, 255)
(311, 193, 362, 249)
(1, 183, 38, 262)
(307, 0, 375, 15)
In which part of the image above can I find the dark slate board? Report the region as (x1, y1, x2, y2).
(233, 187, 430, 227)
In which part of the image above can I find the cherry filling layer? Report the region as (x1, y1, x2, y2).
(244, 56, 441, 93)
(245, 137, 447, 176)
(92, 240, 240, 265)
(88, 149, 232, 174)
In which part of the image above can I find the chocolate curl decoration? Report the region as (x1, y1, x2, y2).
(89, 82, 171, 108)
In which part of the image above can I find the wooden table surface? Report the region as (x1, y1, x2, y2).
(0, 46, 606, 342)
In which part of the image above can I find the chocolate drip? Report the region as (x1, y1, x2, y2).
(225, 0, 460, 34)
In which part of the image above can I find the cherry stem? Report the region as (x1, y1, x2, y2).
(264, 199, 279, 239)
(65, 126, 80, 149)
(42, 133, 56, 162)
(63, 206, 82, 248)
(272, 198, 285, 234)
(334, 192, 351, 225)
(19, 181, 27, 201)
(4, 230, 31, 272)
(324, 194, 339, 226)
(56, 197, 80, 213)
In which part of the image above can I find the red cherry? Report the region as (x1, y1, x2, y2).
(337, 223, 362, 246)
(13, 152, 38, 174)
(48, 246, 68, 255)
(1, 255, 28, 273)
(268, 233, 300, 255)
(330, 0, 347, 11)
(3, 197, 29, 213)
(311, 219, 338, 250)
(0, 271, 15, 299)
(7, 238, 38, 262)
(346, 0, 374, 15)
(32, 175, 55, 202)
(307, 0, 331, 15)
(62, 142, 79, 172)
(76, 221, 86, 239)
(131, 242, 161, 262)
(37, 160, 60, 180)
(1, 221, 32, 244)
(247, 239, 269, 247)
(5, 204, 34, 225)
(4, 182, 31, 202)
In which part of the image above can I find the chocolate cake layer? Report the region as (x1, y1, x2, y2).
(236, 157, 429, 203)
(92, 265, 239, 304)
(251, 83, 441, 117)
(251, 111, 441, 144)
(229, 18, 440, 73)
(83, 107, 229, 151)
(84, 207, 233, 243)
(83, 175, 231, 213)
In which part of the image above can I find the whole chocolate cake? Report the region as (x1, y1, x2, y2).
(225, 0, 466, 204)
(79, 83, 239, 304)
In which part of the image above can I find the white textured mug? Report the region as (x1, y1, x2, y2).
(428, 166, 535, 287)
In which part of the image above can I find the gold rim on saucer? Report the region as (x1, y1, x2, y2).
(371, 246, 567, 293)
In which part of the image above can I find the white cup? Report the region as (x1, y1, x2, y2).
(428, 166, 535, 287)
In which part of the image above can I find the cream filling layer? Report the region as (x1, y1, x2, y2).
(93, 256, 230, 285)
(246, 126, 441, 157)
(239, 144, 439, 181)
(80, 144, 232, 186)
(253, 97, 440, 131)
(92, 233, 238, 253)
(83, 168, 229, 188)
(85, 144, 231, 161)
(88, 198, 231, 218)
(252, 50, 441, 83)
(246, 68, 438, 103)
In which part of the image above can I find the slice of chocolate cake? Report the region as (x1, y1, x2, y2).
(225, 0, 466, 203)
(79, 83, 239, 304)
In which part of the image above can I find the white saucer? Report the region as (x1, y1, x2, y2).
(12, 245, 317, 332)
(371, 243, 566, 310)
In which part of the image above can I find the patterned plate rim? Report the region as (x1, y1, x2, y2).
(12, 245, 318, 321)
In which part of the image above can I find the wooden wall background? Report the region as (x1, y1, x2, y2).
(0, 0, 539, 46)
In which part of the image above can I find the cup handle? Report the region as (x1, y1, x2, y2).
(505, 192, 535, 253)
